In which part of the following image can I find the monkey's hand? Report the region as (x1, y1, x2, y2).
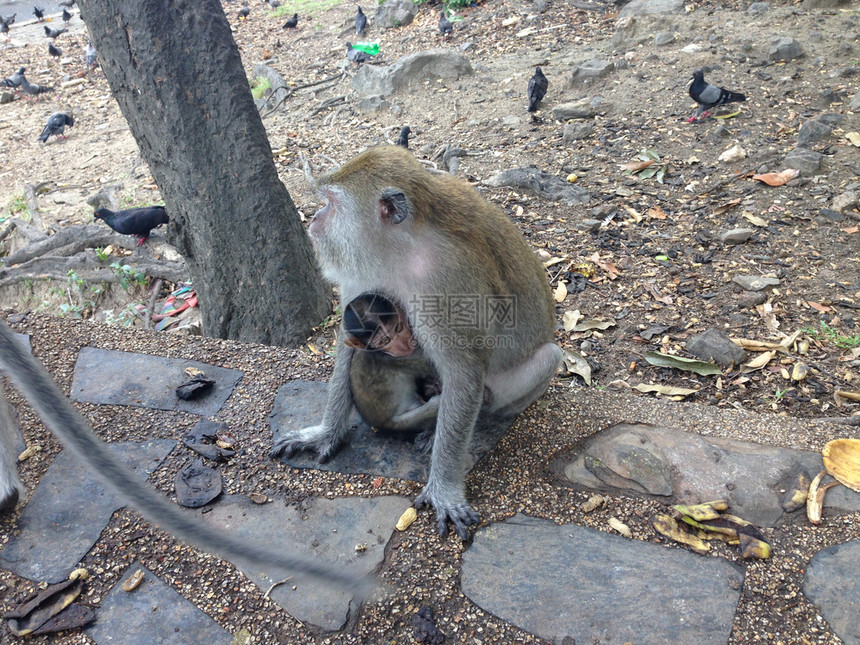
(415, 484, 479, 540)
(269, 424, 343, 464)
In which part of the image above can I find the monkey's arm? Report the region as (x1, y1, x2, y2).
(0, 320, 366, 589)
(0, 384, 23, 511)
(269, 340, 355, 463)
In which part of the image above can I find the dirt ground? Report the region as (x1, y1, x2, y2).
(1, 0, 860, 642)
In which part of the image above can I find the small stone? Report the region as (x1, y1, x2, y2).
(355, 95, 389, 114)
(569, 59, 615, 85)
(686, 328, 748, 368)
(552, 98, 595, 120)
(850, 90, 860, 111)
(732, 275, 781, 291)
(748, 2, 769, 14)
(736, 292, 769, 309)
(832, 190, 859, 213)
(818, 208, 844, 222)
(719, 228, 755, 245)
(768, 37, 803, 62)
(618, 0, 684, 17)
(563, 121, 594, 141)
(0, 92, 14, 105)
(576, 219, 602, 232)
(653, 31, 675, 46)
(784, 148, 822, 173)
(719, 145, 747, 163)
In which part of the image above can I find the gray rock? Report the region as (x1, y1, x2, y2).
(804, 540, 860, 645)
(803, 0, 852, 6)
(0, 91, 14, 105)
(768, 37, 803, 62)
(552, 98, 595, 120)
(351, 49, 473, 98)
(563, 121, 594, 141)
(784, 148, 823, 173)
(818, 208, 845, 222)
(570, 59, 615, 85)
(373, 0, 418, 29)
(557, 422, 860, 527)
(484, 167, 591, 205)
(832, 190, 859, 213)
(201, 495, 410, 630)
(737, 292, 769, 309)
(850, 89, 860, 110)
(653, 30, 675, 46)
(618, 0, 685, 18)
(462, 514, 744, 645)
(686, 328, 748, 368)
(71, 347, 243, 416)
(732, 274, 781, 291)
(576, 219, 602, 232)
(719, 228, 756, 245)
(355, 95, 389, 113)
(0, 440, 174, 582)
(748, 2, 769, 13)
(87, 564, 232, 645)
(270, 381, 513, 480)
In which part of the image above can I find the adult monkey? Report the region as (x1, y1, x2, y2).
(270, 146, 561, 539)
(0, 321, 365, 589)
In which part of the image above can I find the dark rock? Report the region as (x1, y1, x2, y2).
(797, 119, 833, 147)
(584, 430, 673, 495)
(462, 514, 744, 644)
(819, 208, 845, 222)
(576, 219, 602, 232)
(803, 540, 860, 645)
(413, 605, 446, 644)
(174, 461, 222, 507)
(768, 37, 803, 62)
(686, 328, 748, 368)
(784, 148, 822, 173)
(736, 292, 769, 309)
(175, 375, 215, 400)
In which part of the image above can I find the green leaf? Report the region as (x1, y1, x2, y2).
(644, 351, 722, 376)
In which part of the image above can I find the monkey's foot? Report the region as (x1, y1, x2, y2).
(415, 487, 479, 540)
(269, 424, 342, 464)
(0, 481, 20, 513)
(413, 428, 435, 454)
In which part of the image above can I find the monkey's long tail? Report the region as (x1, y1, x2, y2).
(0, 320, 370, 592)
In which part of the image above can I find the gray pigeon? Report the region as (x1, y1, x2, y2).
(86, 42, 97, 67)
(527, 66, 548, 112)
(355, 6, 367, 35)
(48, 42, 62, 58)
(19, 74, 53, 98)
(62, 7, 72, 24)
(688, 69, 745, 122)
(438, 10, 452, 39)
(38, 112, 74, 142)
(346, 42, 370, 64)
(0, 17, 8, 40)
(44, 25, 67, 39)
(1, 67, 25, 88)
(3, 13, 16, 25)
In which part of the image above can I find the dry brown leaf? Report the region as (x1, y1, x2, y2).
(743, 350, 776, 372)
(633, 383, 698, 398)
(842, 226, 859, 234)
(808, 301, 832, 313)
(554, 281, 568, 302)
(834, 390, 860, 406)
(562, 310, 582, 332)
(752, 168, 800, 186)
(588, 252, 621, 280)
(846, 132, 860, 147)
(623, 204, 642, 223)
(713, 198, 742, 215)
(620, 159, 654, 173)
(731, 338, 788, 352)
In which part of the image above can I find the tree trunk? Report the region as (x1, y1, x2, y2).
(78, 0, 330, 347)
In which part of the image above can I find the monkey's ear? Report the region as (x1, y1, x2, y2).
(343, 335, 367, 350)
(379, 188, 412, 225)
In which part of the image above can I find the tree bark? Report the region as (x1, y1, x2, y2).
(78, 0, 330, 346)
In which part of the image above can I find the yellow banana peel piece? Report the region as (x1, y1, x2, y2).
(738, 533, 772, 559)
(653, 514, 710, 554)
(782, 471, 812, 512)
(822, 438, 860, 493)
(672, 503, 721, 521)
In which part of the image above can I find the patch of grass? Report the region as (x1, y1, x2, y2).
(250, 76, 272, 100)
(273, 0, 342, 18)
(444, 0, 472, 10)
(7, 192, 28, 218)
(803, 321, 860, 350)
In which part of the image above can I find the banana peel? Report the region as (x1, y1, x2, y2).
(738, 533, 772, 559)
(822, 438, 860, 492)
(670, 501, 772, 559)
(672, 500, 726, 521)
(5, 578, 85, 636)
(782, 471, 812, 512)
(652, 514, 710, 554)
(807, 469, 840, 525)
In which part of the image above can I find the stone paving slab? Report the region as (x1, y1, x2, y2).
(0, 440, 174, 583)
(85, 563, 233, 645)
(70, 347, 243, 416)
(803, 539, 860, 645)
(462, 513, 745, 645)
(198, 494, 411, 631)
(557, 422, 860, 527)
(270, 380, 512, 481)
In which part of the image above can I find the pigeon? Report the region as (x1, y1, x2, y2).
(86, 41, 97, 67)
(527, 66, 548, 112)
(44, 25, 67, 39)
(48, 42, 62, 58)
(33, 6, 44, 21)
(395, 126, 411, 149)
(3, 13, 16, 25)
(688, 69, 746, 122)
(62, 8, 72, 24)
(355, 6, 367, 35)
(1, 67, 25, 88)
(346, 42, 371, 64)
(38, 112, 74, 142)
(237, 5, 250, 19)
(19, 74, 53, 98)
(438, 10, 453, 39)
(282, 13, 298, 28)
(0, 18, 9, 42)
(93, 206, 169, 246)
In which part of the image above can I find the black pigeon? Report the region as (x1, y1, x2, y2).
(688, 69, 746, 122)
(62, 8, 71, 23)
(237, 5, 250, 19)
(527, 66, 548, 112)
(93, 206, 169, 246)
(86, 42, 97, 67)
(0, 19, 9, 41)
(346, 42, 371, 64)
(33, 6, 44, 21)
(1, 67, 25, 88)
(48, 42, 62, 58)
(355, 6, 367, 35)
(395, 126, 411, 149)
(438, 10, 452, 39)
(38, 112, 74, 142)
(282, 13, 298, 28)
(19, 74, 53, 98)
(44, 25, 67, 39)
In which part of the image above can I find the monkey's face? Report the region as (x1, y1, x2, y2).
(308, 187, 366, 281)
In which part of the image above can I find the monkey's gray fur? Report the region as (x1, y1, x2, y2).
(0, 319, 367, 589)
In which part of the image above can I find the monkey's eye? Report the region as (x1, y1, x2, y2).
(380, 336, 390, 346)
(395, 322, 403, 333)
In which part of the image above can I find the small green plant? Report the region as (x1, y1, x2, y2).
(109, 262, 147, 292)
(8, 193, 27, 216)
(104, 303, 143, 327)
(622, 148, 667, 184)
(444, 0, 471, 10)
(803, 321, 860, 350)
(273, 0, 341, 18)
(250, 77, 272, 100)
(95, 247, 110, 262)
